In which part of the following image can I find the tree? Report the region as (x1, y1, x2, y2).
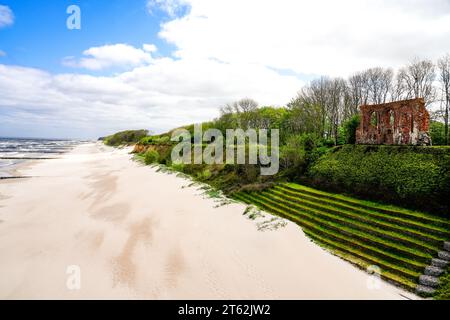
(327, 78, 346, 145)
(232, 98, 258, 113)
(429, 121, 446, 146)
(308, 77, 332, 137)
(346, 67, 393, 109)
(398, 58, 436, 106)
(366, 67, 393, 104)
(341, 115, 361, 144)
(347, 72, 368, 114)
(390, 72, 407, 102)
(438, 54, 450, 145)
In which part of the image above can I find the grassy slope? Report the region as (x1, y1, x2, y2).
(434, 267, 450, 299)
(131, 141, 450, 298)
(234, 182, 450, 296)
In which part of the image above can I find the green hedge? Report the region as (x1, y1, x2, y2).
(308, 145, 450, 216)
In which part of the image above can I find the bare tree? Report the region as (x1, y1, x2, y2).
(347, 72, 368, 113)
(308, 77, 332, 137)
(233, 98, 258, 113)
(438, 54, 450, 144)
(366, 67, 393, 104)
(220, 104, 234, 116)
(398, 58, 436, 105)
(390, 72, 407, 102)
(346, 67, 392, 109)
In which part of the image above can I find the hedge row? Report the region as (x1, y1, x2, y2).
(308, 145, 450, 216)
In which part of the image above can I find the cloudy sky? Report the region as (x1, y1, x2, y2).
(1, 0, 450, 139)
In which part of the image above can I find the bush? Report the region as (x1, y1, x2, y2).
(201, 169, 212, 180)
(434, 268, 450, 300)
(308, 145, 450, 215)
(341, 115, 360, 145)
(171, 163, 185, 172)
(430, 121, 447, 146)
(140, 135, 171, 146)
(104, 130, 148, 146)
(144, 150, 160, 165)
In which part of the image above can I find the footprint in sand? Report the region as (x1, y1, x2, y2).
(91, 203, 130, 223)
(111, 217, 153, 289)
(164, 246, 186, 289)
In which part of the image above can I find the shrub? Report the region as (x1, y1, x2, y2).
(140, 135, 171, 146)
(341, 115, 361, 145)
(308, 145, 450, 215)
(430, 121, 447, 146)
(201, 169, 212, 180)
(171, 163, 185, 172)
(104, 130, 148, 146)
(144, 150, 160, 165)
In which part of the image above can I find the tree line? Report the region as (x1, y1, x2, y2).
(216, 55, 450, 146)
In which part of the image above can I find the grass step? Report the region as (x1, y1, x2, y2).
(283, 183, 450, 229)
(275, 185, 450, 241)
(269, 188, 443, 252)
(304, 231, 418, 291)
(258, 191, 433, 264)
(236, 192, 424, 281)
(255, 192, 431, 267)
(236, 193, 421, 289)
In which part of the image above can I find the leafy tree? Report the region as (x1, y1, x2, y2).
(430, 121, 446, 145)
(341, 115, 360, 144)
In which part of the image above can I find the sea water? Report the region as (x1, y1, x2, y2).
(0, 138, 80, 178)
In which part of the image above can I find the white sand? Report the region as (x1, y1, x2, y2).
(0, 143, 417, 300)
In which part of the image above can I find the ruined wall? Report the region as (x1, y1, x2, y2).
(356, 98, 431, 146)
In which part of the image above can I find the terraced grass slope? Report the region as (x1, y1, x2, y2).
(233, 183, 450, 295)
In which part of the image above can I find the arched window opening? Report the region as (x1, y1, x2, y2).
(389, 110, 395, 127)
(370, 112, 378, 128)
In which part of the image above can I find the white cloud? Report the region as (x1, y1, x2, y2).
(143, 44, 158, 53)
(63, 44, 156, 70)
(0, 57, 301, 138)
(159, 0, 450, 77)
(2, 0, 450, 139)
(0, 5, 14, 28)
(147, 0, 189, 17)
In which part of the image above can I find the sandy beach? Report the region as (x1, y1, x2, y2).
(0, 143, 416, 300)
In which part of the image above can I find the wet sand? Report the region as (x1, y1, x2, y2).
(0, 143, 416, 299)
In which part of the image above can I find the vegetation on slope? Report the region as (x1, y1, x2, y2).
(435, 267, 450, 299)
(103, 129, 149, 146)
(308, 145, 450, 215)
(234, 183, 450, 294)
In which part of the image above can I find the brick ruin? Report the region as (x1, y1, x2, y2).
(356, 98, 432, 146)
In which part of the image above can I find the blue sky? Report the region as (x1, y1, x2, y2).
(1, 0, 449, 139)
(0, 0, 177, 74)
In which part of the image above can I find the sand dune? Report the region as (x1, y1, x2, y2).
(0, 143, 416, 299)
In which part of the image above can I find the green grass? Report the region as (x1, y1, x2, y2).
(285, 183, 450, 226)
(234, 182, 450, 295)
(272, 187, 447, 247)
(434, 267, 450, 300)
(274, 187, 449, 247)
(265, 190, 439, 255)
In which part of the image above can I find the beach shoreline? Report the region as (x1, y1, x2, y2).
(0, 143, 417, 299)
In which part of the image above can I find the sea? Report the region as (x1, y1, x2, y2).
(0, 138, 80, 178)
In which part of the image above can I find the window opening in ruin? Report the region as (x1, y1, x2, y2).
(370, 112, 378, 128)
